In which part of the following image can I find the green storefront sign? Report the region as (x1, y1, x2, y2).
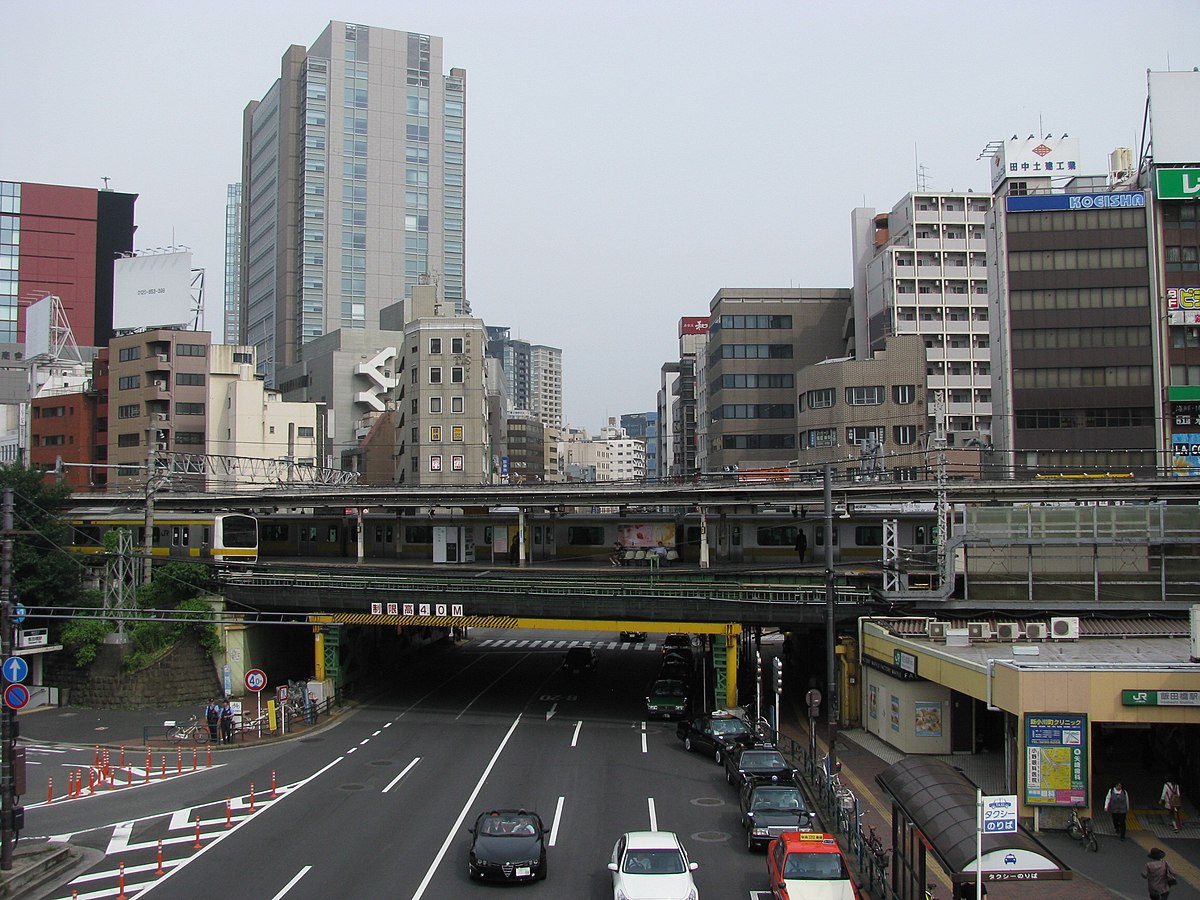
(1122, 689, 1200, 707)
(1155, 168, 1200, 200)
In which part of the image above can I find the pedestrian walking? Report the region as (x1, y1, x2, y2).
(219, 699, 235, 745)
(204, 699, 220, 743)
(1161, 778, 1184, 832)
(1142, 846, 1177, 900)
(795, 529, 808, 563)
(1105, 781, 1130, 840)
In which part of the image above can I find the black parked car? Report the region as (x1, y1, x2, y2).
(738, 781, 817, 851)
(467, 809, 549, 882)
(677, 710, 756, 762)
(721, 744, 798, 787)
(562, 646, 597, 676)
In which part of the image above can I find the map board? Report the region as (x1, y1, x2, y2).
(1024, 712, 1087, 806)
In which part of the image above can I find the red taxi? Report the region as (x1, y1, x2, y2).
(766, 832, 860, 900)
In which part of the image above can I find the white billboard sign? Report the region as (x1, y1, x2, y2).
(24, 295, 53, 359)
(113, 251, 193, 330)
(1149, 72, 1200, 165)
(990, 135, 1081, 190)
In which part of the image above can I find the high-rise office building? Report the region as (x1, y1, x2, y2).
(486, 327, 563, 430)
(1, 180, 136, 347)
(223, 183, 242, 344)
(240, 22, 466, 386)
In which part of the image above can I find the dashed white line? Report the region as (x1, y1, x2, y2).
(271, 865, 312, 899)
(571, 721, 582, 747)
(549, 796, 565, 847)
(647, 797, 658, 831)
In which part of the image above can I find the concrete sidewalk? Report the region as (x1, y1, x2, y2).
(780, 703, 1200, 900)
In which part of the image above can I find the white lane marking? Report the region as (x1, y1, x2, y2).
(347, 747, 357, 754)
(372, 730, 382, 737)
(359, 738, 371, 745)
(382, 757, 421, 794)
(549, 796, 565, 847)
(104, 821, 132, 855)
(410, 715, 523, 900)
(648, 797, 658, 832)
(383, 722, 393, 728)
(641, 721, 648, 754)
(571, 721, 582, 747)
(546, 703, 558, 722)
(456, 654, 529, 721)
(136, 755, 344, 897)
(270, 865, 312, 899)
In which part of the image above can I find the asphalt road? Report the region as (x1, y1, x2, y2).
(28, 631, 785, 899)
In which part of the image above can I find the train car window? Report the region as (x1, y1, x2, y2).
(731, 525, 741, 546)
(182, 526, 190, 546)
(73, 526, 102, 546)
(374, 526, 384, 542)
(686, 526, 701, 547)
(815, 526, 840, 546)
(327, 527, 338, 543)
(755, 525, 795, 546)
(533, 526, 542, 545)
(854, 526, 883, 546)
(405, 525, 433, 544)
(545, 527, 554, 544)
(262, 524, 290, 542)
(484, 526, 493, 545)
(386, 525, 393, 543)
(304, 526, 318, 542)
(222, 516, 258, 548)
(202, 526, 210, 546)
(565, 526, 604, 545)
(172, 526, 181, 547)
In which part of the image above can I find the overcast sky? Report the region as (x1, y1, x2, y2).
(3, 1, 1198, 432)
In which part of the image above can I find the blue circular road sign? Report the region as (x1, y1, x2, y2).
(2, 656, 29, 684)
(12, 603, 26, 625)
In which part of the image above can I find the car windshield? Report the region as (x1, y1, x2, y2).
(741, 751, 786, 768)
(713, 719, 750, 736)
(565, 649, 591, 662)
(784, 852, 848, 880)
(622, 848, 686, 875)
(478, 815, 540, 836)
(652, 681, 687, 696)
(753, 788, 804, 811)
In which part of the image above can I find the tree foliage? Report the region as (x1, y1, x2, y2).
(0, 462, 85, 611)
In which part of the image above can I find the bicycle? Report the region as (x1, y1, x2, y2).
(167, 714, 210, 743)
(1066, 805, 1099, 852)
(865, 823, 890, 872)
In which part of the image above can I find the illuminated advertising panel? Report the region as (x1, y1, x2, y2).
(1006, 192, 1145, 213)
(1167, 287, 1200, 326)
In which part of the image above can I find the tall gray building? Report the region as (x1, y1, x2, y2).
(240, 22, 466, 386)
(223, 183, 242, 344)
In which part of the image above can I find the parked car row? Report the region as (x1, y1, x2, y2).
(645, 633, 696, 720)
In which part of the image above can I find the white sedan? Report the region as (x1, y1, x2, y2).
(608, 831, 699, 900)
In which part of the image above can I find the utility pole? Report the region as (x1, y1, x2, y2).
(143, 429, 157, 585)
(823, 464, 838, 768)
(1, 488, 16, 869)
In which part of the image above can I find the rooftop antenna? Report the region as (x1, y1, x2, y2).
(100, 176, 111, 190)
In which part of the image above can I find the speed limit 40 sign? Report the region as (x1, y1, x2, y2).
(245, 669, 268, 693)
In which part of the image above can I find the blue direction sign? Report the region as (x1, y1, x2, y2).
(2, 656, 29, 684)
(12, 603, 27, 625)
(4, 683, 29, 710)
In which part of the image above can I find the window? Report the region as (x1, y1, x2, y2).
(177, 344, 207, 357)
(430, 426, 442, 442)
(846, 386, 884, 405)
(451, 397, 464, 413)
(451, 425, 464, 441)
(807, 389, 834, 409)
(176, 402, 204, 416)
(893, 384, 916, 404)
(117, 376, 141, 391)
(451, 366, 464, 383)
(429, 455, 442, 471)
(176, 373, 205, 386)
(118, 346, 141, 362)
(117, 404, 141, 419)
(297, 426, 314, 437)
(429, 367, 442, 384)
(117, 433, 140, 447)
(847, 426, 884, 446)
(451, 337, 464, 353)
(233, 352, 252, 364)
(893, 425, 918, 445)
(429, 397, 442, 414)
(176, 432, 204, 445)
(429, 338, 442, 354)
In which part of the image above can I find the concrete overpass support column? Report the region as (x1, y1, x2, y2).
(725, 625, 738, 708)
(357, 508, 364, 561)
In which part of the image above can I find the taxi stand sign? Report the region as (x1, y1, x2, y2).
(977, 792, 1019, 900)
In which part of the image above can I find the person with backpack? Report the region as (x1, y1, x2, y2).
(1161, 779, 1184, 832)
(1105, 781, 1130, 840)
(204, 699, 220, 742)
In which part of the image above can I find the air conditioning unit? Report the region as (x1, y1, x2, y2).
(996, 622, 1022, 641)
(967, 621, 992, 641)
(926, 620, 948, 639)
(156, 353, 168, 363)
(154, 380, 166, 390)
(1050, 616, 1081, 640)
(1025, 623, 1048, 641)
(155, 413, 169, 421)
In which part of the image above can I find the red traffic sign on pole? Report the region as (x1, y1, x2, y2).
(244, 669, 267, 693)
(4, 683, 30, 710)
